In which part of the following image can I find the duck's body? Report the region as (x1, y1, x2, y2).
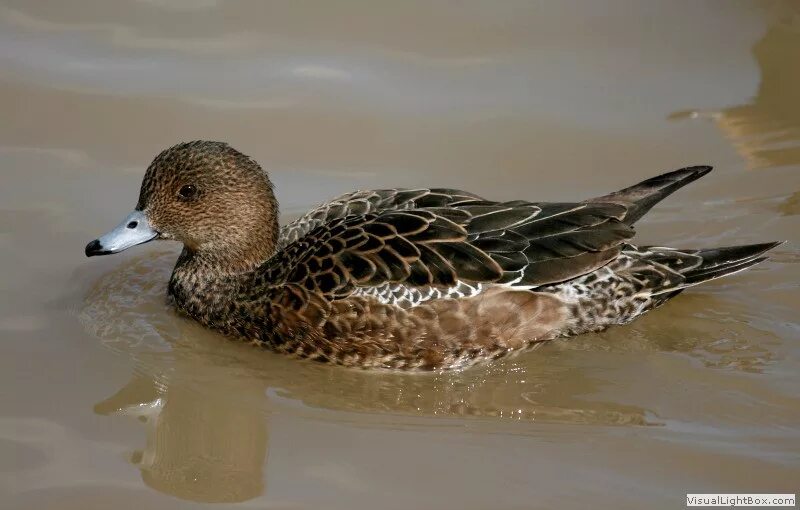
(86, 142, 780, 370)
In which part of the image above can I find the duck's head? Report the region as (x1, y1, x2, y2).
(86, 141, 279, 271)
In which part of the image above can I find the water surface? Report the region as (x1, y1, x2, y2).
(1, 1, 799, 509)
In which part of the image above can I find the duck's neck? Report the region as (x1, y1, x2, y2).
(177, 242, 274, 276)
(167, 239, 277, 322)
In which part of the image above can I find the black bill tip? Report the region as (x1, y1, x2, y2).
(85, 239, 111, 257)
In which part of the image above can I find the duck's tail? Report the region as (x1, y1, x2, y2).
(641, 241, 783, 303)
(679, 242, 782, 285)
(552, 241, 782, 336)
(589, 165, 713, 225)
(587, 165, 781, 290)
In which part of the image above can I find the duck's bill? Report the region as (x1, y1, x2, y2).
(85, 210, 158, 257)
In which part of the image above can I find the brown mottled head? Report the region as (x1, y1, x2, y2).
(86, 141, 279, 272)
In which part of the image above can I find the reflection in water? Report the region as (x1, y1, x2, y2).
(780, 190, 800, 215)
(80, 250, 786, 502)
(672, 4, 800, 214)
(94, 368, 268, 503)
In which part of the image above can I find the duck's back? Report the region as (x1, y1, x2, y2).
(275, 187, 635, 295)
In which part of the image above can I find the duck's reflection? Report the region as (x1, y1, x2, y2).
(94, 360, 269, 503)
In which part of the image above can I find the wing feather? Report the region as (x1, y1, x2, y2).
(272, 187, 636, 299)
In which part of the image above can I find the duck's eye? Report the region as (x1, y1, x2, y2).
(177, 184, 197, 200)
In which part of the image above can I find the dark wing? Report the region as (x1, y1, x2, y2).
(272, 189, 635, 300)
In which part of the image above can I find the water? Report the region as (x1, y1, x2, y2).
(1, 1, 799, 508)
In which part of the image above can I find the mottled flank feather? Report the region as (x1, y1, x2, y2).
(95, 141, 781, 371)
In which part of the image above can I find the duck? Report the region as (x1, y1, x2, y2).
(85, 141, 780, 370)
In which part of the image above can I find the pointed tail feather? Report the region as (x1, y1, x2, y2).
(645, 241, 783, 297)
(681, 241, 783, 286)
(590, 166, 713, 225)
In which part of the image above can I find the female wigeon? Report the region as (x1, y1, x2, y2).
(86, 141, 780, 370)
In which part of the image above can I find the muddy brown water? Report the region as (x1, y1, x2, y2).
(1, 1, 799, 509)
